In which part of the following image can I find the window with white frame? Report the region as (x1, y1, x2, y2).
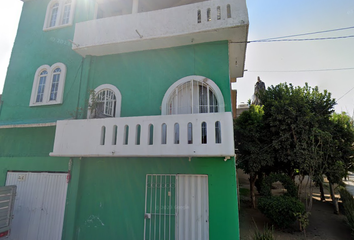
(88, 84, 122, 119)
(30, 63, 67, 106)
(161, 76, 224, 115)
(43, 0, 75, 30)
(161, 76, 225, 144)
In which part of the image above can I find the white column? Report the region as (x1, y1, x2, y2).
(132, 0, 139, 13)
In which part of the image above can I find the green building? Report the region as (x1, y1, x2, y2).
(0, 0, 249, 239)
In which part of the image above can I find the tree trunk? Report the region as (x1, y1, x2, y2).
(249, 174, 257, 209)
(329, 183, 339, 214)
(319, 181, 326, 202)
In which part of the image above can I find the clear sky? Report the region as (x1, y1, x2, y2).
(1, 0, 354, 115)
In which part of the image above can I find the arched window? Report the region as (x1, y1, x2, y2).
(161, 76, 225, 115)
(30, 63, 67, 106)
(49, 3, 59, 27)
(44, 0, 75, 30)
(36, 70, 48, 103)
(62, 0, 72, 25)
(88, 84, 122, 119)
(49, 68, 61, 101)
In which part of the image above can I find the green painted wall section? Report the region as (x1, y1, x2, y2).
(74, 157, 239, 240)
(0, 0, 232, 124)
(85, 42, 232, 118)
(0, 0, 95, 124)
(0, 127, 56, 157)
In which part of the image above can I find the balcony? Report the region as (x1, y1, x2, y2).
(72, 0, 248, 78)
(50, 112, 235, 158)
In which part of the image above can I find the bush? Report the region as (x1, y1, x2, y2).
(339, 187, 354, 235)
(259, 173, 298, 198)
(258, 195, 305, 228)
(252, 224, 275, 240)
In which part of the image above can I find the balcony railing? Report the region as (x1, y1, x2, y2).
(50, 112, 235, 158)
(72, 0, 248, 78)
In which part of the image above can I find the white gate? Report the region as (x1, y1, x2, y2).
(5, 172, 68, 240)
(144, 174, 209, 240)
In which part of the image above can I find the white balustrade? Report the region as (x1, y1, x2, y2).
(50, 112, 235, 157)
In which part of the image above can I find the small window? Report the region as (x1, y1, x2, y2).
(149, 124, 154, 145)
(197, 10, 201, 23)
(136, 125, 141, 145)
(217, 6, 221, 20)
(161, 123, 167, 144)
(207, 8, 211, 22)
(88, 84, 122, 119)
(44, 0, 76, 30)
(201, 122, 207, 144)
(227, 4, 231, 18)
(174, 123, 180, 144)
(215, 121, 221, 143)
(187, 122, 193, 144)
(100, 126, 106, 145)
(124, 125, 129, 145)
(95, 89, 116, 118)
(112, 125, 118, 145)
(30, 63, 67, 106)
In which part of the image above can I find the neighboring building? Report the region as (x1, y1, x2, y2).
(0, 0, 248, 239)
(236, 103, 250, 118)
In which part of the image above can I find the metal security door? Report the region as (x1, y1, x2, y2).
(144, 174, 209, 240)
(5, 172, 68, 240)
(144, 174, 176, 240)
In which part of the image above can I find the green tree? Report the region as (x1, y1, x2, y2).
(235, 105, 272, 208)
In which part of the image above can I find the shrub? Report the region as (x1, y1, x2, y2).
(252, 224, 275, 240)
(259, 173, 298, 198)
(339, 187, 354, 235)
(258, 195, 305, 228)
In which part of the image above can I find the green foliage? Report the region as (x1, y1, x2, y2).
(259, 173, 298, 198)
(258, 174, 304, 228)
(258, 196, 305, 228)
(252, 224, 275, 240)
(235, 105, 272, 175)
(339, 187, 354, 235)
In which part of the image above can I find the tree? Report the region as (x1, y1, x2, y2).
(234, 105, 272, 208)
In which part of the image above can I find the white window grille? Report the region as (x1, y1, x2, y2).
(167, 80, 219, 115)
(95, 89, 117, 118)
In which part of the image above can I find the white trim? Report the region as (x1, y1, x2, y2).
(0, 122, 56, 129)
(87, 84, 122, 118)
(43, 0, 76, 31)
(161, 75, 225, 115)
(30, 63, 67, 106)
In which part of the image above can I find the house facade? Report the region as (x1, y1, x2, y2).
(0, 0, 249, 239)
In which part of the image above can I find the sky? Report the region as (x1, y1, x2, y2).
(0, 0, 354, 115)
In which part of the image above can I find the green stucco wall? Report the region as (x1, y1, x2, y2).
(0, 0, 239, 239)
(73, 157, 239, 240)
(0, 0, 231, 124)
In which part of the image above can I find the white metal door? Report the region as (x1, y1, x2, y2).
(5, 172, 68, 240)
(144, 174, 209, 240)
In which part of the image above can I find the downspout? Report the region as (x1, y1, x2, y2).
(75, 57, 85, 119)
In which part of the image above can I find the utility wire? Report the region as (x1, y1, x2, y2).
(252, 26, 354, 41)
(251, 35, 354, 43)
(245, 67, 354, 73)
(232, 34, 354, 43)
